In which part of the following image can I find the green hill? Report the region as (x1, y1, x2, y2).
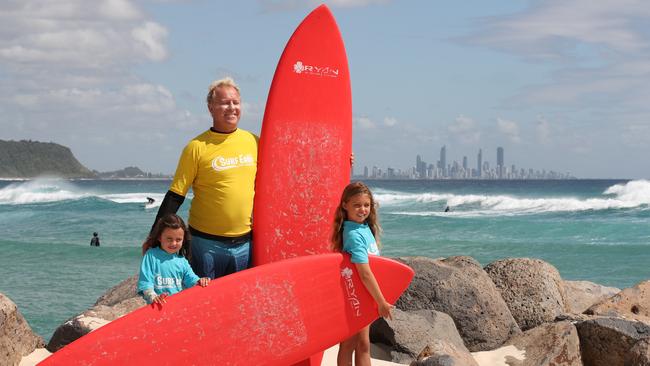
(0, 140, 95, 178)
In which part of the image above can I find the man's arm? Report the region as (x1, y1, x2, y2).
(149, 190, 185, 234)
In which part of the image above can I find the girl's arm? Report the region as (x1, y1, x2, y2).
(354, 262, 393, 320)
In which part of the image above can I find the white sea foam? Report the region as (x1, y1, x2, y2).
(377, 180, 650, 216)
(0, 179, 87, 204)
(0, 179, 166, 206)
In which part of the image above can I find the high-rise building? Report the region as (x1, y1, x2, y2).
(439, 145, 447, 177)
(497, 147, 504, 178)
(477, 149, 483, 177)
(462, 156, 468, 170)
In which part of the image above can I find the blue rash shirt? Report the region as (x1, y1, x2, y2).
(342, 220, 380, 264)
(137, 247, 200, 302)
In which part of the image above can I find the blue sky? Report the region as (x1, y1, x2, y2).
(1, 0, 648, 178)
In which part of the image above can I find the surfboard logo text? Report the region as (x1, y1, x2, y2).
(341, 267, 361, 317)
(293, 61, 339, 78)
(211, 154, 255, 172)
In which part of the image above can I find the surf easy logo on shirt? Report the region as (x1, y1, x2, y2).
(211, 154, 255, 172)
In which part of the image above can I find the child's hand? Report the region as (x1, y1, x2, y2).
(153, 293, 168, 305)
(198, 277, 210, 287)
(378, 301, 394, 320)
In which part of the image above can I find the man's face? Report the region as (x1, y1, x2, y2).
(208, 86, 241, 133)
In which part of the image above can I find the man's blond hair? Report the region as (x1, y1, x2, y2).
(206, 77, 240, 104)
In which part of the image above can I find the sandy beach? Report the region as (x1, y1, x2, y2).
(22, 344, 526, 365)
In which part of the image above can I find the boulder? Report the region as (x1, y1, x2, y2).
(484, 258, 567, 331)
(409, 340, 478, 366)
(94, 275, 139, 306)
(47, 280, 145, 352)
(585, 280, 650, 324)
(575, 317, 650, 366)
(370, 308, 467, 363)
(395, 256, 520, 352)
(505, 321, 582, 366)
(563, 280, 620, 314)
(0, 293, 45, 366)
(626, 338, 650, 366)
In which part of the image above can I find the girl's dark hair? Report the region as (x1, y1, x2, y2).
(331, 181, 381, 252)
(142, 214, 192, 260)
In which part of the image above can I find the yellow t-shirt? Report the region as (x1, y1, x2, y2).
(169, 129, 258, 237)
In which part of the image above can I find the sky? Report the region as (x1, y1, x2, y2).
(1, 0, 649, 179)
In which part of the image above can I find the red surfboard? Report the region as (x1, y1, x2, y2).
(38, 254, 414, 366)
(252, 5, 352, 365)
(252, 4, 352, 264)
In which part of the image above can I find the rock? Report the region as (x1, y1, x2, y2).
(94, 275, 139, 306)
(409, 340, 478, 366)
(0, 293, 45, 366)
(370, 308, 467, 363)
(395, 256, 520, 352)
(563, 280, 620, 314)
(575, 317, 650, 366)
(505, 321, 582, 366)
(47, 285, 145, 352)
(484, 258, 567, 331)
(585, 280, 650, 324)
(626, 338, 650, 366)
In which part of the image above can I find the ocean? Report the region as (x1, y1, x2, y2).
(1, 178, 649, 342)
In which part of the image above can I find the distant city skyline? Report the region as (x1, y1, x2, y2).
(355, 146, 573, 180)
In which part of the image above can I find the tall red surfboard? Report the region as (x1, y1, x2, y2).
(253, 4, 351, 264)
(38, 254, 414, 366)
(253, 5, 352, 365)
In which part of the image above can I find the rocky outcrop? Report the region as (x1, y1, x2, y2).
(409, 340, 478, 366)
(505, 321, 582, 366)
(575, 317, 650, 366)
(0, 139, 95, 178)
(563, 280, 620, 314)
(585, 280, 650, 323)
(370, 309, 467, 363)
(484, 258, 568, 331)
(395, 256, 520, 352)
(0, 293, 45, 366)
(47, 277, 144, 352)
(626, 338, 650, 366)
(94, 275, 139, 306)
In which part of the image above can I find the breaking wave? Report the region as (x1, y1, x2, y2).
(375, 180, 650, 216)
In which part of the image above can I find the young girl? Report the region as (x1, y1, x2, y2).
(331, 182, 393, 366)
(138, 214, 210, 305)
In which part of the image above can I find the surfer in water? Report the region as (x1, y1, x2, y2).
(146, 77, 258, 280)
(331, 182, 393, 366)
(90, 232, 100, 247)
(146, 197, 155, 205)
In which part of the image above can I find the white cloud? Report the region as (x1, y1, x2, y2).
(132, 21, 168, 61)
(497, 117, 521, 144)
(0, 0, 187, 172)
(383, 116, 397, 127)
(448, 115, 480, 144)
(354, 116, 376, 129)
(0, 0, 167, 68)
(472, 0, 650, 58)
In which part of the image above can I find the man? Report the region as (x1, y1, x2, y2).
(149, 77, 258, 279)
(90, 232, 100, 247)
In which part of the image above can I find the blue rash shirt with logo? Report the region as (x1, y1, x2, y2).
(137, 247, 200, 301)
(342, 221, 380, 264)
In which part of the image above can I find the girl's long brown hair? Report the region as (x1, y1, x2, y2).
(331, 181, 382, 252)
(141, 214, 192, 260)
